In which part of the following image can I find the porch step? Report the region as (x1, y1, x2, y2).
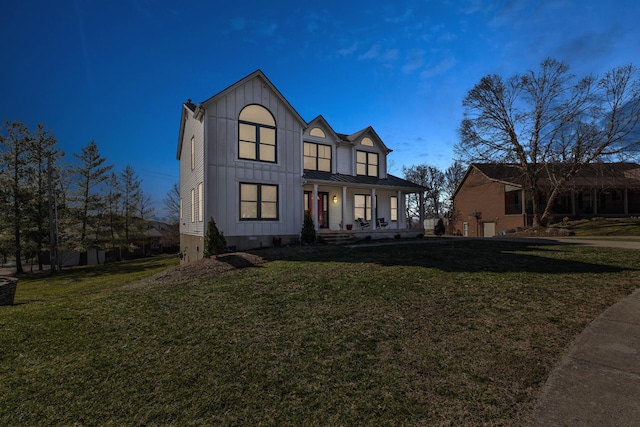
(318, 233, 359, 245)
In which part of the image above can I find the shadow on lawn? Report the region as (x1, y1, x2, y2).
(254, 238, 635, 275)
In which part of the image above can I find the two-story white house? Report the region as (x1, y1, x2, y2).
(177, 70, 425, 261)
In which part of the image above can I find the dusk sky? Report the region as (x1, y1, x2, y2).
(2, 0, 639, 219)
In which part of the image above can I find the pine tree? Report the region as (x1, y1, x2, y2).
(204, 217, 226, 257)
(300, 211, 316, 244)
(71, 141, 113, 252)
(434, 218, 445, 237)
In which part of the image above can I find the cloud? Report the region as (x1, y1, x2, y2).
(402, 50, 425, 74)
(359, 44, 380, 60)
(420, 57, 456, 79)
(338, 42, 358, 57)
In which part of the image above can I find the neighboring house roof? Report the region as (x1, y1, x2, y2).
(454, 162, 640, 198)
(303, 170, 426, 191)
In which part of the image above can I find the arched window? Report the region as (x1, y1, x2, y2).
(238, 105, 276, 162)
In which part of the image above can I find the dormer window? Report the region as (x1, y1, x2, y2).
(304, 142, 331, 172)
(238, 105, 276, 163)
(356, 150, 378, 177)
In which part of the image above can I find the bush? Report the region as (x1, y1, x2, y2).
(204, 218, 227, 257)
(301, 212, 316, 244)
(434, 218, 445, 237)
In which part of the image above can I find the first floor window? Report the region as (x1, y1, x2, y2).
(390, 196, 398, 221)
(354, 194, 372, 221)
(190, 188, 195, 222)
(197, 182, 203, 222)
(240, 183, 278, 220)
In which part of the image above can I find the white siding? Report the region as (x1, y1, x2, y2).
(336, 145, 353, 175)
(179, 111, 205, 237)
(204, 76, 304, 241)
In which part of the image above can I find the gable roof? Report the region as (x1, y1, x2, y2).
(177, 70, 308, 159)
(306, 115, 342, 144)
(201, 69, 307, 126)
(337, 126, 392, 153)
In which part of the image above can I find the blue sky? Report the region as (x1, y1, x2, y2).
(2, 0, 639, 219)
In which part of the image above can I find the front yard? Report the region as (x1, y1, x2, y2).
(1, 240, 638, 425)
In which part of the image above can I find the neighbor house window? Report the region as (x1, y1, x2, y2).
(354, 194, 372, 221)
(190, 136, 195, 170)
(180, 197, 183, 220)
(190, 188, 195, 223)
(304, 142, 331, 172)
(238, 105, 276, 163)
(240, 183, 278, 220)
(390, 196, 398, 221)
(197, 182, 203, 222)
(356, 151, 378, 177)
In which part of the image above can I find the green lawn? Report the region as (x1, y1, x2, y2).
(564, 217, 640, 237)
(1, 241, 638, 425)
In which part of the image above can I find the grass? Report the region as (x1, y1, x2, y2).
(562, 217, 640, 237)
(1, 241, 639, 425)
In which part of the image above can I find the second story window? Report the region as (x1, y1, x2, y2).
(304, 142, 331, 172)
(356, 150, 378, 177)
(238, 105, 276, 163)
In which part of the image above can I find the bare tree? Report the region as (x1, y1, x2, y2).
(457, 59, 640, 226)
(403, 164, 446, 218)
(163, 182, 180, 224)
(443, 160, 466, 209)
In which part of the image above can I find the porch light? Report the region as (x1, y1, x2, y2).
(333, 195, 337, 204)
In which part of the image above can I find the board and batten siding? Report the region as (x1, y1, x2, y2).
(336, 145, 353, 175)
(204, 76, 304, 243)
(179, 110, 205, 237)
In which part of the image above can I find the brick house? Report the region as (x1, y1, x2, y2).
(451, 163, 640, 237)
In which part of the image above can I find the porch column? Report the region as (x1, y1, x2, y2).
(371, 188, 376, 230)
(593, 188, 598, 214)
(571, 189, 576, 215)
(521, 189, 526, 215)
(624, 188, 629, 215)
(397, 190, 402, 229)
(313, 184, 319, 230)
(342, 186, 347, 230)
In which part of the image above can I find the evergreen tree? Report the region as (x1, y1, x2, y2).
(71, 141, 113, 252)
(204, 217, 226, 257)
(0, 121, 32, 274)
(301, 211, 316, 244)
(434, 218, 445, 237)
(26, 124, 62, 270)
(119, 165, 142, 255)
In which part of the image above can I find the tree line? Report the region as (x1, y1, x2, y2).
(0, 121, 156, 274)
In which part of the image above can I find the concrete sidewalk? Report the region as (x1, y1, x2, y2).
(529, 287, 640, 426)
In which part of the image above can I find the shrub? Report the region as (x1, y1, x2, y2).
(204, 217, 227, 257)
(434, 218, 445, 236)
(301, 212, 316, 244)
